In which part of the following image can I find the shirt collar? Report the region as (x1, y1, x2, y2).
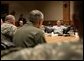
(25, 20, 34, 26)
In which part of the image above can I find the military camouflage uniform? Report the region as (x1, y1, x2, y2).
(13, 21, 46, 48)
(1, 41, 83, 60)
(1, 22, 17, 42)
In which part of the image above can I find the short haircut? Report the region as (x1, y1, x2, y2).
(5, 15, 15, 21)
(28, 10, 44, 23)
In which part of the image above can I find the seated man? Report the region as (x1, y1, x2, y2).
(53, 20, 67, 34)
(17, 20, 24, 28)
(18, 14, 26, 25)
(1, 15, 17, 42)
(13, 10, 46, 48)
(45, 26, 53, 33)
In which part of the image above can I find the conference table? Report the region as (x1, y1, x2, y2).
(45, 33, 80, 43)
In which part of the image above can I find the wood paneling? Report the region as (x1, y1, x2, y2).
(43, 20, 57, 26)
(63, 1, 70, 25)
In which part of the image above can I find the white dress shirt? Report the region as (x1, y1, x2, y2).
(53, 25, 67, 34)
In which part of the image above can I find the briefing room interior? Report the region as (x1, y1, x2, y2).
(1, 1, 83, 60)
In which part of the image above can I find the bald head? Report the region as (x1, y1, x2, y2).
(5, 15, 15, 25)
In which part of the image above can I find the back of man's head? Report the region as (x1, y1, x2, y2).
(5, 15, 15, 25)
(28, 10, 44, 24)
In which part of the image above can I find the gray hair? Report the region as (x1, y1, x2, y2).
(28, 10, 44, 23)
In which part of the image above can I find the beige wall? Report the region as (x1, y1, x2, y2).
(1, 1, 63, 21)
(1, 1, 74, 21)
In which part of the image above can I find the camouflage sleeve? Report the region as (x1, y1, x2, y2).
(1, 24, 17, 37)
(1, 42, 83, 60)
(9, 25, 17, 36)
